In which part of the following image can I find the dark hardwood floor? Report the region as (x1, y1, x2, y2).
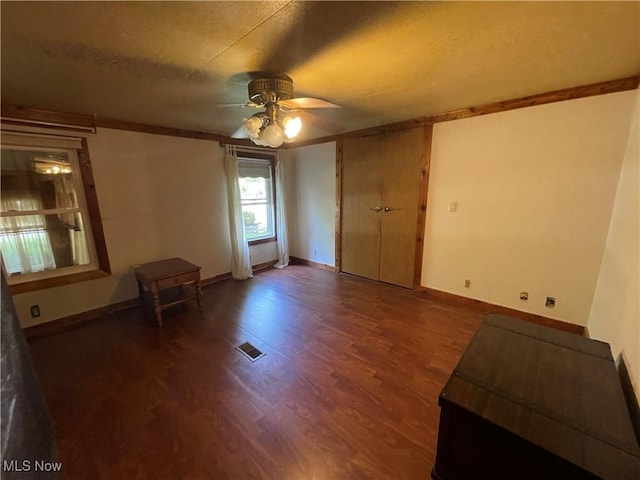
(27, 265, 484, 479)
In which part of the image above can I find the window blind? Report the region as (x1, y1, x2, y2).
(1, 132, 83, 150)
(238, 159, 271, 178)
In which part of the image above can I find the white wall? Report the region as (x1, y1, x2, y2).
(588, 90, 639, 400)
(286, 142, 337, 267)
(422, 91, 637, 325)
(12, 127, 276, 327)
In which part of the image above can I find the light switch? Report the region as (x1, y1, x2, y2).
(448, 201, 458, 212)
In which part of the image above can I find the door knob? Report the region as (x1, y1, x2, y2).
(384, 207, 390, 212)
(370, 206, 381, 212)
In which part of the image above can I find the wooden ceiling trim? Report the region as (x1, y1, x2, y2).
(1, 104, 235, 143)
(343, 117, 432, 139)
(1, 104, 95, 129)
(283, 115, 433, 148)
(287, 76, 639, 148)
(93, 117, 230, 142)
(429, 76, 639, 124)
(283, 134, 340, 149)
(2, 76, 637, 149)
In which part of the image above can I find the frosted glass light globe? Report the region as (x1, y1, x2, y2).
(243, 116, 262, 136)
(283, 116, 302, 139)
(261, 125, 285, 148)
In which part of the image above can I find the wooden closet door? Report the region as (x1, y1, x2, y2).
(378, 127, 424, 288)
(341, 134, 384, 281)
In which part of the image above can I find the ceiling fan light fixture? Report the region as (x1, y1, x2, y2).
(242, 110, 302, 148)
(283, 116, 302, 140)
(261, 124, 285, 148)
(251, 134, 267, 146)
(242, 116, 262, 136)
(233, 73, 340, 147)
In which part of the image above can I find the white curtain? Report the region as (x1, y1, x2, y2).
(274, 154, 289, 268)
(0, 196, 56, 274)
(223, 145, 253, 280)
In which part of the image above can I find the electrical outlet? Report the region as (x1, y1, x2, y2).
(464, 279, 471, 288)
(545, 297, 556, 308)
(30, 305, 41, 317)
(520, 292, 528, 301)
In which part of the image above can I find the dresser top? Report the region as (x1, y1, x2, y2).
(440, 314, 640, 479)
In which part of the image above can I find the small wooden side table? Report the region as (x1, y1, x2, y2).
(132, 257, 203, 326)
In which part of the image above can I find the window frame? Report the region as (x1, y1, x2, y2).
(1, 133, 110, 293)
(237, 152, 277, 246)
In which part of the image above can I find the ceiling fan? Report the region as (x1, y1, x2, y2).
(230, 74, 340, 148)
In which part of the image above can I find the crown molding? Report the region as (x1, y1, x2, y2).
(3, 76, 637, 148)
(1, 104, 234, 143)
(429, 75, 639, 124)
(285, 76, 639, 148)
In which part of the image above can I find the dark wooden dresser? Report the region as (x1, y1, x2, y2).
(432, 314, 640, 480)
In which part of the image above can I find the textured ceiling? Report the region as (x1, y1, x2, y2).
(1, 1, 639, 142)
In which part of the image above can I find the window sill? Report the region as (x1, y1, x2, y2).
(8, 268, 110, 294)
(248, 237, 277, 246)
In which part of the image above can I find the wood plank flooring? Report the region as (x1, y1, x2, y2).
(27, 265, 484, 479)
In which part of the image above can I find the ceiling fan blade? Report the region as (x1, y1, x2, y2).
(279, 97, 341, 109)
(216, 102, 263, 108)
(231, 126, 249, 139)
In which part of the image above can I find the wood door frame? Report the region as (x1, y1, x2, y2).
(335, 139, 343, 270)
(413, 124, 433, 289)
(335, 125, 433, 290)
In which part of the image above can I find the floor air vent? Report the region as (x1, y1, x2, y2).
(237, 342, 265, 361)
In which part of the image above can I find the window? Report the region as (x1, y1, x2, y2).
(0, 131, 110, 292)
(238, 156, 276, 244)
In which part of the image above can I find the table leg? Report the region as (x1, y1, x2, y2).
(136, 279, 144, 300)
(150, 284, 163, 327)
(195, 280, 204, 314)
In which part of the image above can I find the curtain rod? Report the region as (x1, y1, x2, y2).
(1, 117, 96, 133)
(220, 142, 277, 154)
